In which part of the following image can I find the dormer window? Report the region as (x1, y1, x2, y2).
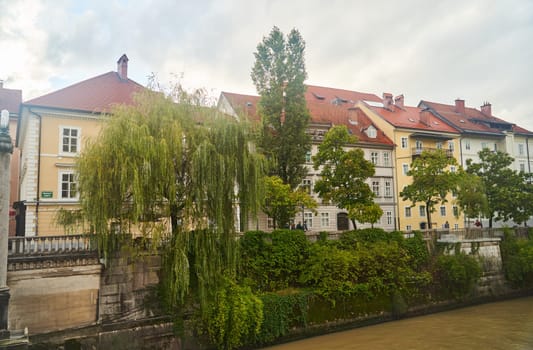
(366, 125, 377, 138)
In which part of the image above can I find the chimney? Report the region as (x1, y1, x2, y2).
(117, 54, 129, 80)
(394, 94, 404, 108)
(383, 93, 393, 110)
(480, 102, 492, 117)
(455, 98, 465, 114)
(420, 109, 431, 126)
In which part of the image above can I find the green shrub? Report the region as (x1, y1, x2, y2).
(253, 291, 309, 345)
(433, 253, 482, 300)
(239, 229, 310, 291)
(501, 232, 533, 287)
(203, 280, 263, 350)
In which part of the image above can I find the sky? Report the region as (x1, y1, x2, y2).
(1, 0, 533, 130)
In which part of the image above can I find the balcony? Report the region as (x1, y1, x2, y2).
(411, 147, 453, 158)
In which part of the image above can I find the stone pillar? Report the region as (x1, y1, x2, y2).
(0, 110, 13, 337)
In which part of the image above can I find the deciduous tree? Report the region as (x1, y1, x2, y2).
(313, 125, 375, 229)
(400, 149, 458, 229)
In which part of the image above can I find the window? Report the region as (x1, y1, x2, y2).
(419, 205, 426, 217)
(304, 212, 313, 228)
(370, 152, 379, 165)
(448, 140, 454, 152)
(401, 137, 408, 149)
(465, 140, 470, 150)
(384, 181, 392, 197)
(321, 213, 329, 227)
(406, 225, 412, 231)
(383, 152, 391, 166)
(440, 206, 446, 216)
(305, 151, 312, 163)
(415, 140, 423, 150)
(386, 211, 392, 225)
(60, 172, 78, 199)
(405, 207, 412, 217)
(450, 166, 456, 173)
(481, 142, 488, 150)
(454, 223, 459, 230)
(372, 181, 380, 197)
(402, 163, 409, 175)
(366, 126, 377, 138)
(301, 178, 312, 194)
(436, 141, 443, 150)
(453, 206, 459, 217)
(518, 143, 525, 156)
(452, 190, 457, 198)
(61, 127, 80, 154)
(267, 218, 274, 228)
(520, 162, 526, 172)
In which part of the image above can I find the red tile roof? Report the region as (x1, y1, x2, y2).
(368, 103, 459, 134)
(420, 100, 533, 136)
(220, 85, 393, 146)
(24, 71, 144, 113)
(0, 86, 22, 114)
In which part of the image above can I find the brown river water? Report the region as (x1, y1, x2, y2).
(263, 296, 533, 350)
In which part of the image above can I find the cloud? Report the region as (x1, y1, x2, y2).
(1, 0, 532, 130)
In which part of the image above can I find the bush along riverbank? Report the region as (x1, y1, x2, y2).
(28, 228, 533, 350)
(183, 228, 533, 350)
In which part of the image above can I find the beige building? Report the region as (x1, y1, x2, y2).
(358, 94, 462, 231)
(219, 85, 397, 232)
(16, 55, 143, 236)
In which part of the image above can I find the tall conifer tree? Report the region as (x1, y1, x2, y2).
(251, 26, 311, 189)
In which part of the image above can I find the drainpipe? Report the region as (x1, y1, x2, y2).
(459, 138, 466, 229)
(527, 137, 531, 174)
(28, 108, 42, 236)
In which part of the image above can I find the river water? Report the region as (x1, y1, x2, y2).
(263, 296, 533, 350)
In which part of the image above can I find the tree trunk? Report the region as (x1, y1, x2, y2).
(351, 219, 357, 230)
(426, 202, 432, 229)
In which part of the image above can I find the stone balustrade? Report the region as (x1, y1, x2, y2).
(8, 234, 96, 257)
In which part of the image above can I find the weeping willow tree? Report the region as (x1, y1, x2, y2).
(77, 89, 265, 316)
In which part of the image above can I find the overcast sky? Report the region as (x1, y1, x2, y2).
(1, 0, 532, 130)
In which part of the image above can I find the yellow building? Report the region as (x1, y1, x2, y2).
(358, 94, 462, 231)
(16, 55, 144, 236)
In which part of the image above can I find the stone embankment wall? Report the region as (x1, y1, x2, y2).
(8, 263, 101, 334)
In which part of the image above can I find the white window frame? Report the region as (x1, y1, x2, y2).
(405, 207, 412, 217)
(301, 178, 312, 194)
(402, 163, 409, 175)
(464, 140, 470, 150)
(320, 212, 329, 227)
(440, 206, 446, 217)
(384, 181, 392, 197)
(401, 137, 408, 149)
(406, 225, 412, 231)
(419, 205, 426, 217)
(305, 150, 312, 163)
(520, 162, 526, 172)
(448, 140, 454, 152)
(59, 171, 78, 200)
(453, 206, 459, 217)
(386, 211, 392, 225)
(59, 126, 81, 155)
(366, 126, 377, 138)
(370, 152, 379, 165)
(304, 212, 313, 228)
(383, 152, 391, 166)
(372, 180, 380, 197)
(518, 143, 525, 156)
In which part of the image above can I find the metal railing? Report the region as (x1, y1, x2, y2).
(8, 234, 96, 256)
(420, 228, 506, 241)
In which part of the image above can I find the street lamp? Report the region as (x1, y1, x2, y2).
(0, 108, 12, 337)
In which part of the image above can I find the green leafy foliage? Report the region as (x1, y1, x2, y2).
(253, 291, 309, 345)
(261, 176, 316, 229)
(432, 253, 482, 300)
(313, 125, 376, 229)
(239, 229, 310, 291)
(203, 280, 263, 350)
(252, 26, 311, 189)
(500, 232, 533, 288)
(466, 149, 532, 227)
(400, 149, 459, 229)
